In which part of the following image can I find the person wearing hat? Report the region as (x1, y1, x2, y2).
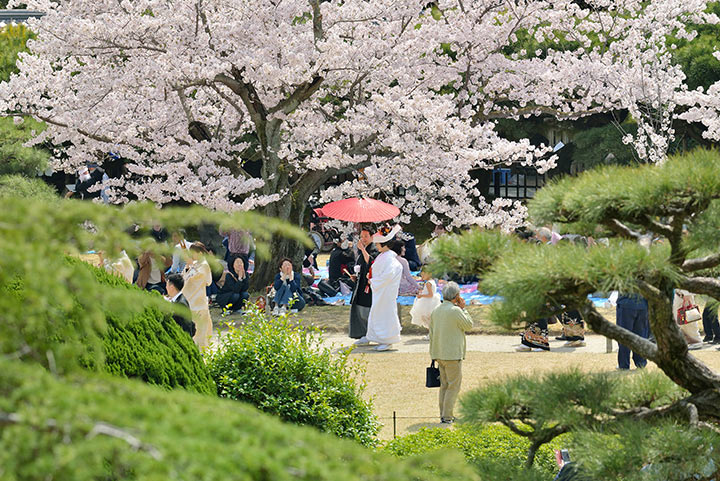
(350, 226, 378, 342)
(356, 225, 403, 351)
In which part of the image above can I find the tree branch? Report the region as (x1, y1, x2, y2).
(268, 76, 324, 116)
(682, 253, 720, 273)
(677, 276, 720, 300)
(580, 301, 659, 361)
(0, 412, 163, 460)
(604, 218, 644, 240)
(309, 0, 324, 45)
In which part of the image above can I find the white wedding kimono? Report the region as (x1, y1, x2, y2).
(366, 250, 403, 345)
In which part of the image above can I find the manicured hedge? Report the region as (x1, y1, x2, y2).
(383, 424, 566, 480)
(71, 256, 216, 395)
(0, 359, 481, 481)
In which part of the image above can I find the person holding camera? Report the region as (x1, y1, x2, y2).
(429, 281, 474, 424)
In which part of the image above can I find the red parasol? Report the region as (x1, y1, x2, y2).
(321, 197, 400, 223)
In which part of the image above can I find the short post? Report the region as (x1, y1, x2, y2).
(393, 411, 397, 439)
(606, 336, 613, 353)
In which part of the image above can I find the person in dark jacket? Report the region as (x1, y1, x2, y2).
(165, 274, 196, 336)
(349, 225, 378, 340)
(328, 238, 356, 291)
(216, 255, 250, 313)
(273, 258, 306, 314)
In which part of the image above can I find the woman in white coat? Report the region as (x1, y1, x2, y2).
(362, 225, 403, 351)
(182, 242, 213, 349)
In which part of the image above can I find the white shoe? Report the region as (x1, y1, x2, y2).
(271, 307, 279, 316)
(374, 344, 392, 351)
(353, 337, 370, 346)
(688, 342, 703, 350)
(278, 306, 287, 315)
(514, 345, 531, 352)
(421, 335, 430, 341)
(290, 309, 298, 313)
(531, 348, 547, 352)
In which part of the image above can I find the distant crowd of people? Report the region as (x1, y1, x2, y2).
(103, 226, 254, 349)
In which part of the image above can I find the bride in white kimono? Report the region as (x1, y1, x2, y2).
(362, 225, 403, 351)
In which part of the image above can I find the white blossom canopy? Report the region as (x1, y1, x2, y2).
(1, 0, 719, 228)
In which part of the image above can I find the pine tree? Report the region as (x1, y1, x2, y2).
(432, 149, 720, 470)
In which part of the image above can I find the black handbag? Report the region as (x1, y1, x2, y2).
(426, 360, 441, 388)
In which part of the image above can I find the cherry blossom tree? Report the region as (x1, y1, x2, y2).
(1, 0, 718, 285)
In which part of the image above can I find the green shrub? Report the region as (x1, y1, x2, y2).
(0, 174, 56, 200)
(382, 424, 565, 480)
(69, 256, 216, 395)
(206, 307, 379, 446)
(0, 359, 481, 481)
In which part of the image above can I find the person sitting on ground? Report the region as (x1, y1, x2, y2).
(302, 248, 319, 287)
(401, 230, 422, 271)
(328, 238, 356, 291)
(105, 249, 134, 284)
(429, 281, 474, 424)
(273, 258, 306, 314)
(182, 242, 213, 348)
(136, 251, 166, 294)
(410, 266, 442, 335)
(216, 255, 250, 313)
(165, 274, 196, 337)
(392, 242, 420, 296)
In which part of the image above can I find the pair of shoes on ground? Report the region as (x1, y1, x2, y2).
(555, 335, 568, 341)
(704, 338, 720, 344)
(271, 306, 289, 316)
(515, 345, 546, 352)
(352, 337, 392, 351)
(440, 417, 455, 424)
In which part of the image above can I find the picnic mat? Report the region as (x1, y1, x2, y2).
(305, 266, 609, 308)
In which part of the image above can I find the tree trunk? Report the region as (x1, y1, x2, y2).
(525, 441, 541, 469)
(250, 197, 309, 291)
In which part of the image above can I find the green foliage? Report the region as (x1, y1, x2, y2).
(670, 3, 720, 91)
(0, 359, 481, 481)
(207, 308, 379, 446)
(0, 23, 32, 83)
(0, 173, 56, 200)
(429, 229, 517, 278)
(0, 194, 307, 375)
(0, 24, 51, 176)
(69, 257, 215, 394)
(483, 239, 677, 325)
(458, 370, 696, 479)
(0, 116, 50, 176)
(572, 123, 638, 170)
(572, 421, 720, 481)
(383, 424, 563, 480)
(530, 148, 720, 228)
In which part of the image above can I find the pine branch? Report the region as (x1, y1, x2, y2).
(677, 276, 720, 300)
(682, 253, 720, 273)
(0, 411, 163, 460)
(604, 218, 643, 240)
(580, 301, 658, 361)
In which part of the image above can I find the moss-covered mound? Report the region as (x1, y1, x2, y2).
(0, 360, 480, 481)
(71, 257, 215, 395)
